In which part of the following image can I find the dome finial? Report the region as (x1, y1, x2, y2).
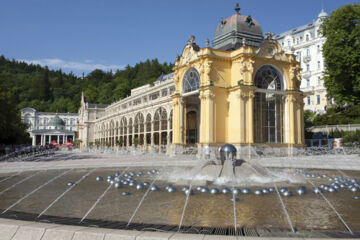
(234, 3, 240, 14)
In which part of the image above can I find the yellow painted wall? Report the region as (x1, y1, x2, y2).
(172, 40, 304, 147)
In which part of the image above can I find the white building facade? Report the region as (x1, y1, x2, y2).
(77, 73, 175, 150)
(274, 9, 329, 113)
(21, 108, 78, 146)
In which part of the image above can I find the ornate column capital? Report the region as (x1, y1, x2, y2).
(248, 91, 255, 99)
(235, 91, 248, 100)
(286, 94, 298, 103)
(200, 89, 215, 101)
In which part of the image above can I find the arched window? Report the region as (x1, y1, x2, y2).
(182, 68, 200, 93)
(146, 114, 152, 132)
(134, 113, 144, 133)
(120, 117, 127, 135)
(254, 65, 282, 90)
(254, 65, 285, 144)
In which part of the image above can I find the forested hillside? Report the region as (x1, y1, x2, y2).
(0, 55, 173, 113)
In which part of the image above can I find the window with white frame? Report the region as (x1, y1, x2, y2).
(307, 96, 311, 105)
(306, 79, 310, 87)
(182, 68, 200, 93)
(254, 65, 285, 144)
(306, 64, 310, 71)
(317, 61, 321, 69)
(296, 51, 301, 62)
(316, 95, 320, 105)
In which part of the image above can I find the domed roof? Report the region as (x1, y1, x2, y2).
(49, 114, 65, 127)
(213, 4, 264, 51)
(318, 9, 328, 19)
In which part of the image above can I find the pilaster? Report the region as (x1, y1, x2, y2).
(286, 93, 298, 144)
(199, 87, 215, 144)
(171, 95, 182, 145)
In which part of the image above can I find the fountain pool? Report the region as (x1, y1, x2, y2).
(0, 149, 359, 238)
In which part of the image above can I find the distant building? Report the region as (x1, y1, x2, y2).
(20, 108, 78, 146)
(274, 9, 329, 113)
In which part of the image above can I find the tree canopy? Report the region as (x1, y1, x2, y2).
(320, 3, 360, 105)
(0, 86, 30, 145)
(0, 56, 173, 113)
(0, 55, 173, 144)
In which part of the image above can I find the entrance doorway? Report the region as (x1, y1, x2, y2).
(183, 94, 200, 145)
(186, 111, 197, 144)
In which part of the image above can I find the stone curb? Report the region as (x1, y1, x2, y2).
(1, 218, 359, 240)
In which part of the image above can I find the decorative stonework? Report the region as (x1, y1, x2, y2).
(204, 59, 213, 85)
(237, 58, 247, 83)
(246, 58, 255, 85)
(179, 40, 200, 67)
(289, 64, 302, 89)
(199, 89, 215, 100)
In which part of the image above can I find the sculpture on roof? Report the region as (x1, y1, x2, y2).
(245, 15, 255, 28)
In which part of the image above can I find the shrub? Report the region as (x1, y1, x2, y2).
(342, 130, 360, 145)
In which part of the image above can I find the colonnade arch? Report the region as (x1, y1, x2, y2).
(94, 105, 173, 149)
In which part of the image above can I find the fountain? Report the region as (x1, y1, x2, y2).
(0, 145, 359, 238)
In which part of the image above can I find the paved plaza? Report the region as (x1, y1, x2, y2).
(0, 149, 359, 239)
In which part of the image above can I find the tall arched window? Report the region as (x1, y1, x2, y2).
(254, 65, 285, 144)
(182, 68, 200, 93)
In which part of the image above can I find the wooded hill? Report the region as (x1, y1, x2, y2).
(0, 55, 173, 113)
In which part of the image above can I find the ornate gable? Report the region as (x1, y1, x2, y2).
(256, 40, 287, 61)
(177, 36, 200, 67)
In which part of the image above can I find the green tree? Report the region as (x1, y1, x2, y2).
(0, 88, 30, 144)
(38, 68, 52, 101)
(0, 55, 173, 113)
(320, 3, 360, 105)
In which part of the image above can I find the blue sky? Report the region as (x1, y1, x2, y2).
(0, 0, 356, 76)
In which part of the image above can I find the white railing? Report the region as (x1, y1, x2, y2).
(308, 124, 360, 134)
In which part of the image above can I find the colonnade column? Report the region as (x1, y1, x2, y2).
(126, 126, 129, 148)
(295, 93, 304, 145)
(199, 88, 215, 144)
(143, 124, 147, 147)
(239, 92, 247, 143)
(159, 118, 162, 146)
(179, 100, 184, 144)
(170, 94, 182, 147)
(286, 94, 297, 144)
(298, 99, 305, 145)
(132, 124, 135, 146)
(150, 121, 154, 147)
(167, 118, 171, 145)
(247, 91, 255, 143)
(32, 135, 36, 146)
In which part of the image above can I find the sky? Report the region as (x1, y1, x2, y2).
(0, 0, 357, 76)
